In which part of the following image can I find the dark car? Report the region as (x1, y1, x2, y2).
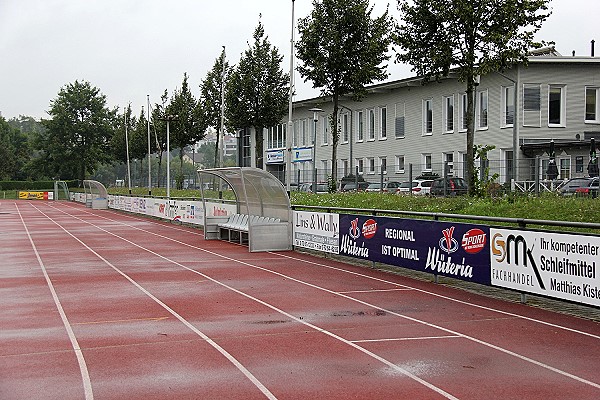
(429, 177, 468, 196)
(340, 181, 370, 192)
(558, 177, 599, 197)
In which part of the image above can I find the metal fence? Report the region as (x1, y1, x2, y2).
(274, 156, 595, 193)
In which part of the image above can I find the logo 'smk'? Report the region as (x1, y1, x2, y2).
(492, 233, 545, 290)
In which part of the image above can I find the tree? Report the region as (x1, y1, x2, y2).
(225, 19, 289, 169)
(41, 80, 117, 181)
(151, 90, 169, 187)
(167, 73, 206, 189)
(2, 116, 34, 180)
(296, 0, 393, 189)
(200, 48, 231, 168)
(394, 0, 551, 195)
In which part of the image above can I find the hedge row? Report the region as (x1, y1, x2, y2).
(0, 180, 79, 191)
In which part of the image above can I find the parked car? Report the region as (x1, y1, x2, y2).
(340, 181, 370, 192)
(298, 182, 329, 193)
(559, 177, 599, 197)
(365, 181, 401, 193)
(397, 180, 434, 195)
(429, 177, 468, 196)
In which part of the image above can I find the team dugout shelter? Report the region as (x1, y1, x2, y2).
(198, 167, 292, 252)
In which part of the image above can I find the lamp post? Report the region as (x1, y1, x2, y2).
(309, 107, 322, 193)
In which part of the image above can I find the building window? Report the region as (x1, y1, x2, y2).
(380, 106, 387, 139)
(267, 124, 286, 149)
(523, 83, 541, 127)
(502, 86, 515, 127)
(459, 93, 468, 132)
(505, 150, 514, 181)
(422, 153, 432, 172)
(585, 87, 599, 124)
(368, 109, 375, 140)
(422, 99, 433, 135)
(322, 116, 329, 145)
(301, 119, 307, 147)
(443, 95, 454, 133)
(357, 158, 364, 174)
(341, 113, 349, 143)
(548, 85, 566, 127)
(559, 157, 571, 179)
(379, 157, 387, 174)
(342, 159, 349, 177)
(367, 157, 375, 174)
(576, 156, 584, 173)
(321, 160, 328, 177)
(357, 110, 364, 142)
(443, 152, 454, 175)
(477, 89, 488, 129)
(395, 155, 405, 173)
(395, 102, 405, 139)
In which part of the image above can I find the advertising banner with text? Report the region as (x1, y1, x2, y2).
(338, 214, 491, 285)
(293, 211, 339, 254)
(490, 228, 600, 307)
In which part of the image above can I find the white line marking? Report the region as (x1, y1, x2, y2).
(29, 203, 277, 400)
(352, 335, 461, 343)
(15, 204, 94, 400)
(56, 202, 600, 388)
(337, 288, 414, 294)
(47, 203, 458, 399)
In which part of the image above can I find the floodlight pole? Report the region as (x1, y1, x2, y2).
(286, 0, 296, 195)
(309, 107, 322, 193)
(147, 94, 152, 195)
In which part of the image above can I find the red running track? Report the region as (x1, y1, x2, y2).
(1, 200, 599, 399)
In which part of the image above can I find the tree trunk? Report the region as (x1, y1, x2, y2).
(255, 126, 264, 169)
(331, 94, 340, 191)
(466, 75, 476, 196)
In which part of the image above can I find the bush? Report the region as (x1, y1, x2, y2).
(0, 180, 79, 191)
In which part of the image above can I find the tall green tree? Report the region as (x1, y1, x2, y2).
(200, 48, 231, 168)
(225, 19, 289, 169)
(296, 0, 393, 188)
(151, 90, 169, 187)
(41, 80, 117, 181)
(394, 0, 551, 195)
(167, 73, 206, 188)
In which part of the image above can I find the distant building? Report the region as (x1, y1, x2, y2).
(265, 48, 600, 186)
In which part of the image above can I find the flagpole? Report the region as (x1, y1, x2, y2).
(147, 95, 152, 195)
(286, 0, 295, 194)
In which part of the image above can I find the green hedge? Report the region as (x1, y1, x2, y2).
(0, 180, 79, 191)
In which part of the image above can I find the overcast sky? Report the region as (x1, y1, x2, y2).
(1, 0, 598, 120)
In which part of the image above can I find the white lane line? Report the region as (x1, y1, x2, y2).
(352, 335, 461, 344)
(47, 204, 459, 399)
(51, 203, 600, 390)
(29, 204, 277, 400)
(64, 202, 600, 340)
(337, 288, 414, 294)
(15, 203, 94, 400)
(273, 252, 600, 340)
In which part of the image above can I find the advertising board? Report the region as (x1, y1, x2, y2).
(338, 214, 491, 285)
(490, 228, 600, 306)
(293, 211, 339, 253)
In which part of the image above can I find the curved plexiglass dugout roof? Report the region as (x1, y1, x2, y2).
(198, 167, 291, 222)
